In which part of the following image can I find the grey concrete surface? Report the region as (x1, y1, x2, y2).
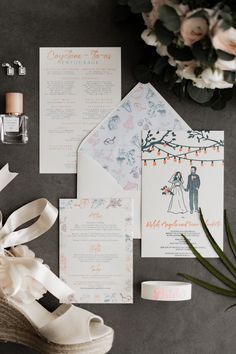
(0, 1, 236, 353)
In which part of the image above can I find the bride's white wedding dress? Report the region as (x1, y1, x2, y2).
(168, 178, 187, 214)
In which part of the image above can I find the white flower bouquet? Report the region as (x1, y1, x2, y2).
(117, 0, 236, 109)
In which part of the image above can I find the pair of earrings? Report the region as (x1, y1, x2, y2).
(2, 61, 26, 76)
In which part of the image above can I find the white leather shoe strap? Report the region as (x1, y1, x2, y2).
(40, 304, 103, 345)
(0, 198, 58, 248)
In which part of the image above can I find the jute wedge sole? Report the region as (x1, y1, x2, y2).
(0, 298, 114, 354)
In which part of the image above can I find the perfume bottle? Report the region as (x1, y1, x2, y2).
(0, 92, 28, 144)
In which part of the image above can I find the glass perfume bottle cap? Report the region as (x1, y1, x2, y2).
(5, 92, 23, 114)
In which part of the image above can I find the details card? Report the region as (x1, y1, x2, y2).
(59, 198, 133, 303)
(40, 47, 121, 173)
(142, 130, 224, 258)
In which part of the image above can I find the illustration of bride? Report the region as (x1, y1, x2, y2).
(167, 171, 187, 214)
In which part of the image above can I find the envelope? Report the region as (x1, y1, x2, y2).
(77, 83, 190, 238)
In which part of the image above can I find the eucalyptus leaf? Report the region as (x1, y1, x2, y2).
(216, 49, 235, 61)
(224, 71, 236, 84)
(168, 43, 193, 61)
(154, 20, 175, 45)
(189, 9, 208, 20)
(153, 56, 169, 75)
(159, 5, 180, 32)
(187, 82, 214, 103)
(192, 38, 216, 66)
(211, 96, 226, 110)
(220, 20, 232, 31)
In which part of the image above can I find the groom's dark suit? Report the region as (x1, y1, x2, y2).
(186, 173, 200, 212)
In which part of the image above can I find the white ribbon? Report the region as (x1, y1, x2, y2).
(0, 164, 18, 192)
(0, 198, 74, 304)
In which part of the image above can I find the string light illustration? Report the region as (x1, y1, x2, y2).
(142, 130, 224, 167)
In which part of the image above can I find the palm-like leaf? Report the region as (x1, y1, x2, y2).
(224, 210, 236, 259)
(179, 210, 236, 303)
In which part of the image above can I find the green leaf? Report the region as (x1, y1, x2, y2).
(225, 210, 236, 260)
(187, 82, 214, 104)
(159, 5, 180, 32)
(216, 49, 235, 61)
(192, 38, 217, 67)
(173, 81, 187, 100)
(168, 43, 193, 61)
(211, 96, 226, 110)
(189, 9, 208, 20)
(199, 209, 236, 279)
(224, 71, 236, 84)
(154, 20, 175, 45)
(182, 235, 236, 290)
(134, 64, 152, 83)
(153, 56, 169, 75)
(220, 20, 232, 31)
(128, 0, 152, 13)
(178, 273, 236, 297)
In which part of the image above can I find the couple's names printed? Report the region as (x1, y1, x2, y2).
(142, 130, 224, 258)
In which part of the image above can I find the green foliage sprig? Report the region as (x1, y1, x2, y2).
(179, 210, 236, 307)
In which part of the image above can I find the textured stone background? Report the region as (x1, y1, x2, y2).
(0, 1, 236, 353)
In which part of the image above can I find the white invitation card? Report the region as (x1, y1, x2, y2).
(142, 130, 224, 258)
(59, 198, 133, 303)
(40, 47, 121, 173)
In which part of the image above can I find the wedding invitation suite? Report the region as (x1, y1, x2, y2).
(142, 130, 224, 258)
(59, 198, 133, 303)
(40, 47, 121, 173)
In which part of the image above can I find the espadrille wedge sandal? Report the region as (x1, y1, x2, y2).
(0, 198, 114, 354)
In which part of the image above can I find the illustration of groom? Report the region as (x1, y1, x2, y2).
(185, 166, 200, 214)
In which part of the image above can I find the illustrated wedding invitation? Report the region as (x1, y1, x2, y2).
(59, 198, 133, 303)
(142, 130, 224, 258)
(40, 47, 121, 173)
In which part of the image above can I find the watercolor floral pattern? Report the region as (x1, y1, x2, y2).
(79, 83, 190, 191)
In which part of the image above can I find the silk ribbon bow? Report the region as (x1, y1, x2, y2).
(0, 170, 74, 304)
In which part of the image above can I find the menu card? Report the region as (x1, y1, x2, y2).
(59, 198, 133, 303)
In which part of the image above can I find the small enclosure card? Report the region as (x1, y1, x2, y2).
(142, 130, 224, 258)
(59, 198, 133, 303)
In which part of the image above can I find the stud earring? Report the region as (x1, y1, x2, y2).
(13, 60, 26, 75)
(2, 63, 14, 76)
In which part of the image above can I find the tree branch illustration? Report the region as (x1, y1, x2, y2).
(142, 130, 177, 152)
(142, 130, 224, 153)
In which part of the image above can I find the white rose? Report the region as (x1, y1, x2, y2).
(199, 68, 233, 89)
(141, 29, 158, 46)
(215, 58, 236, 71)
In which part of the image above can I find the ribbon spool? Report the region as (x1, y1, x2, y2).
(141, 281, 192, 301)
